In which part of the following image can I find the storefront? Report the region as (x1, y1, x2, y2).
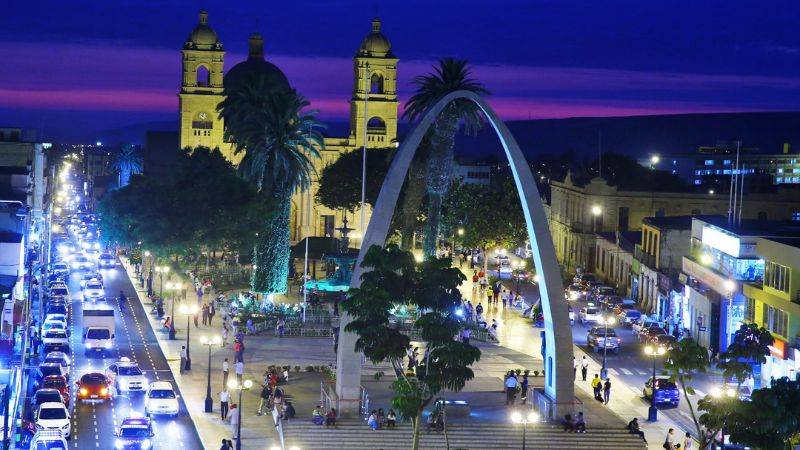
(761, 338, 800, 385)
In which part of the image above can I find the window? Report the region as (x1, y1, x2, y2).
(762, 304, 789, 337)
(618, 207, 629, 231)
(367, 117, 386, 134)
(793, 212, 800, 222)
(196, 65, 210, 87)
(765, 260, 790, 293)
(744, 297, 755, 323)
(705, 160, 715, 166)
(369, 73, 384, 94)
(723, 160, 731, 166)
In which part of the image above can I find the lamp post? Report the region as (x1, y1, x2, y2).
(180, 303, 198, 370)
(709, 385, 737, 450)
(643, 344, 666, 421)
(155, 265, 169, 298)
(200, 335, 222, 413)
(510, 410, 539, 450)
(166, 281, 182, 340)
(228, 378, 253, 450)
(650, 155, 660, 169)
(144, 251, 152, 295)
(598, 315, 616, 380)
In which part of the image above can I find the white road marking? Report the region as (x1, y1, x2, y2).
(620, 368, 633, 375)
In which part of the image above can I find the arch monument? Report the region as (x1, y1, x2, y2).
(335, 90, 574, 418)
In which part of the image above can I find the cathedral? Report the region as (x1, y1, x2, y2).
(178, 11, 399, 243)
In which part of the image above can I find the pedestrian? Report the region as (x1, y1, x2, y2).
(219, 438, 229, 450)
(31, 331, 40, 357)
(193, 311, 199, 328)
(229, 404, 239, 440)
(683, 431, 693, 450)
(257, 383, 271, 415)
(504, 372, 518, 405)
(486, 287, 493, 305)
(520, 372, 529, 404)
(575, 412, 586, 433)
(222, 358, 230, 389)
(276, 317, 286, 338)
(603, 378, 611, 404)
(461, 327, 471, 345)
(209, 302, 216, 325)
(591, 374, 602, 401)
(627, 418, 646, 443)
(501, 289, 509, 307)
(475, 303, 484, 318)
(235, 360, 244, 383)
(180, 346, 187, 373)
(222, 322, 229, 346)
(202, 303, 209, 326)
(493, 281, 501, 303)
(664, 428, 676, 450)
(220, 389, 230, 420)
(581, 356, 589, 381)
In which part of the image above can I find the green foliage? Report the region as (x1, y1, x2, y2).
(718, 323, 774, 386)
(315, 147, 395, 213)
(442, 174, 526, 257)
(343, 244, 480, 438)
(110, 143, 143, 188)
(662, 338, 713, 448)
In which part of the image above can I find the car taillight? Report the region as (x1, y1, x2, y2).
(100, 387, 108, 396)
(79, 388, 88, 396)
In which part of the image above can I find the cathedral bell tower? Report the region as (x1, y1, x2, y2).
(350, 18, 399, 148)
(179, 11, 231, 157)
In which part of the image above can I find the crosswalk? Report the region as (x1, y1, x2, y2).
(604, 367, 651, 376)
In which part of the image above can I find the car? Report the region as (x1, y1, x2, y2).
(600, 295, 624, 310)
(106, 358, 147, 393)
(41, 376, 70, 406)
(42, 320, 68, 335)
(37, 363, 68, 382)
(82, 280, 105, 301)
(497, 259, 513, 279)
(587, 327, 621, 353)
(70, 255, 93, 271)
(574, 272, 597, 287)
(722, 382, 752, 401)
(55, 241, 76, 255)
(616, 308, 643, 326)
(44, 313, 67, 325)
(34, 402, 71, 440)
(643, 377, 680, 406)
(79, 273, 102, 288)
(42, 330, 69, 352)
(579, 306, 600, 325)
(114, 416, 155, 449)
(76, 372, 112, 403)
(52, 262, 69, 275)
(591, 285, 616, 302)
(98, 253, 116, 269)
(633, 318, 662, 340)
(46, 303, 68, 317)
(42, 351, 70, 369)
(144, 381, 180, 417)
(48, 285, 69, 298)
(33, 389, 65, 407)
(649, 333, 677, 349)
(565, 284, 586, 301)
(30, 429, 69, 450)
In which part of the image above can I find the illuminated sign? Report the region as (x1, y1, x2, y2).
(702, 226, 740, 257)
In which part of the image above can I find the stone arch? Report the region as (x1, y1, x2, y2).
(336, 90, 574, 417)
(196, 64, 210, 86)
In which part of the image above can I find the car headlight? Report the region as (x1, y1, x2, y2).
(115, 439, 124, 449)
(85, 342, 93, 348)
(142, 439, 152, 449)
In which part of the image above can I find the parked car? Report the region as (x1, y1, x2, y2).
(633, 318, 662, 340)
(52, 262, 70, 275)
(34, 402, 71, 440)
(41, 376, 70, 406)
(649, 333, 678, 349)
(44, 313, 68, 326)
(30, 429, 68, 450)
(42, 352, 70, 369)
(37, 363, 68, 382)
(33, 389, 65, 408)
(591, 285, 616, 302)
(42, 330, 69, 352)
(42, 320, 68, 336)
(616, 308, 643, 326)
(48, 285, 69, 298)
(76, 372, 112, 403)
(579, 306, 600, 325)
(144, 381, 180, 417)
(46, 303, 68, 317)
(643, 377, 680, 407)
(587, 327, 621, 353)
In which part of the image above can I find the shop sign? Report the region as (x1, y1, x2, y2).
(769, 339, 787, 360)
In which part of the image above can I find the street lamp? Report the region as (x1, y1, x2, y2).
(598, 315, 616, 380)
(591, 205, 602, 232)
(166, 281, 183, 340)
(155, 265, 169, 297)
(457, 228, 464, 236)
(179, 303, 198, 370)
(710, 385, 737, 450)
(228, 378, 254, 450)
(650, 155, 660, 169)
(510, 410, 539, 450)
(200, 335, 222, 413)
(643, 344, 667, 421)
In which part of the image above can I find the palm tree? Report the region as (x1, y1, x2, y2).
(404, 58, 488, 257)
(111, 144, 143, 188)
(218, 75, 323, 294)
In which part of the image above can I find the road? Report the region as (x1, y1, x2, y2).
(60, 260, 203, 449)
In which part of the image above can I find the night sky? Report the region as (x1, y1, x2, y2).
(2, 0, 799, 142)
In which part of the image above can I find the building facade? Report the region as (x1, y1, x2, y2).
(177, 12, 399, 243)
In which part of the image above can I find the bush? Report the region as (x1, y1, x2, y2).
(305, 365, 316, 372)
(532, 370, 539, 377)
(294, 365, 301, 372)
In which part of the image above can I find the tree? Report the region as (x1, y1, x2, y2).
(110, 144, 143, 188)
(218, 76, 323, 294)
(717, 323, 774, 388)
(343, 244, 480, 450)
(441, 173, 526, 272)
(315, 147, 395, 212)
(719, 378, 800, 450)
(404, 58, 489, 258)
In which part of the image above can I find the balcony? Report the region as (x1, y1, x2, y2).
(634, 244, 656, 269)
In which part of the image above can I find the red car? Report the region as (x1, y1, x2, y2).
(42, 375, 70, 406)
(76, 372, 112, 402)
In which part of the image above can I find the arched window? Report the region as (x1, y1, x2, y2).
(196, 65, 210, 87)
(367, 117, 386, 134)
(369, 73, 384, 94)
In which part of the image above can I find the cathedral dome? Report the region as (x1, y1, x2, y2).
(186, 11, 221, 49)
(224, 33, 291, 95)
(357, 18, 392, 58)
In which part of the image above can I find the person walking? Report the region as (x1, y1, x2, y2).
(222, 322, 229, 347)
(520, 372, 529, 404)
(603, 378, 611, 404)
(179, 346, 187, 374)
(504, 372, 518, 405)
(235, 360, 244, 383)
(219, 438, 230, 450)
(209, 302, 216, 325)
(257, 382, 271, 415)
(461, 327, 472, 345)
(222, 358, 230, 389)
(202, 303, 210, 326)
(581, 356, 589, 381)
(193, 311, 199, 328)
(591, 374, 602, 401)
(501, 289, 509, 307)
(683, 431, 693, 450)
(220, 389, 230, 420)
(229, 404, 240, 440)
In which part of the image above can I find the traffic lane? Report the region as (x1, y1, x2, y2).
(106, 262, 203, 449)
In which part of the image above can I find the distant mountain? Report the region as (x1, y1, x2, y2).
(450, 111, 800, 160)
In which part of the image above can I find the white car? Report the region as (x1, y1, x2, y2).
(79, 273, 102, 288)
(106, 358, 147, 393)
(42, 320, 69, 335)
(70, 255, 93, 271)
(52, 262, 69, 275)
(144, 381, 180, 417)
(83, 280, 105, 301)
(48, 284, 69, 299)
(44, 313, 68, 325)
(42, 330, 69, 347)
(579, 306, 600, 325)
(31, 429, 68, 450)
(35, 402, 71, 439)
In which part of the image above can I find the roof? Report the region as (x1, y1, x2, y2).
(357, 18, 393, 58)
(185, 11, 221, 50)
(644, 215, 723, 230)
(762, 237, 800, 250)
(223, 34, 290, 95)
(597, 231, 641, 253)
(696, 216, 800, 237)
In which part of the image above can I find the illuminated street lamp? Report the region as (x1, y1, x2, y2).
(591, 205, 602, 232)
(643, 345, 667, 421)
(228, 378, 254, 450)
(166, 281, 183, 340)
(650, 155, 660, 169)
(457, 228, 465, 236)
(700, 253, 712, 265)
(155, 265, 170, 297)
(598, 315, 616, 379)
(200, 335, 222, 412)
(510, 410, 539, 450)
(179, 303, 198, 370)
